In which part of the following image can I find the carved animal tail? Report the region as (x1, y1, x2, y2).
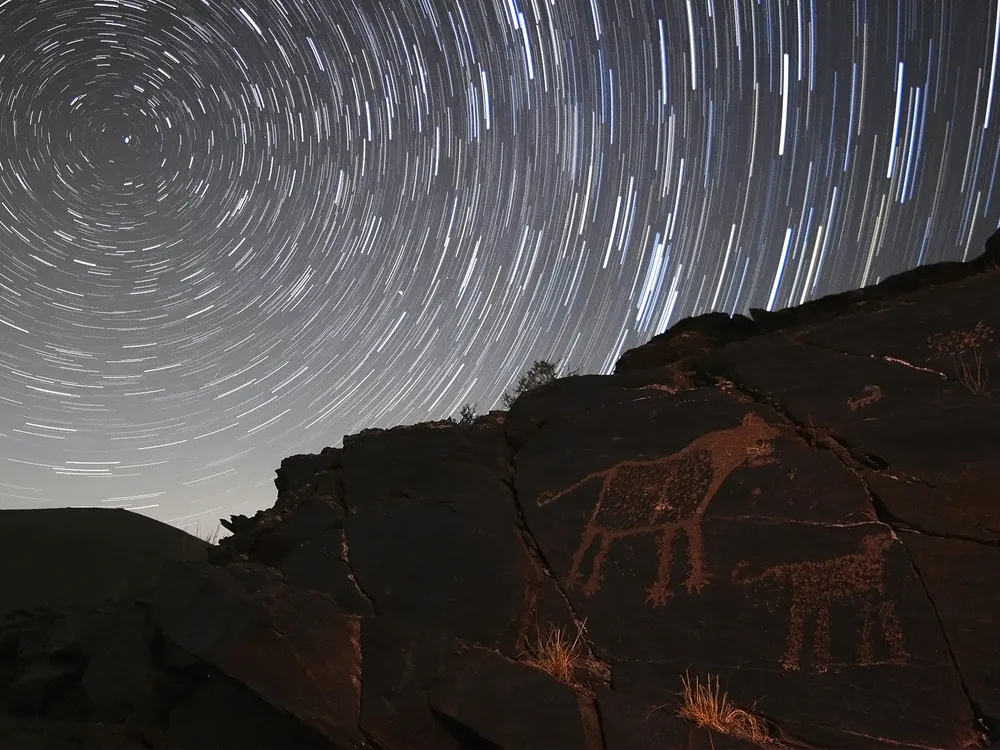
(536, 469, 607, 507)
(731, 561, 783, 588)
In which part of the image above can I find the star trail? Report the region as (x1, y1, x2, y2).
(0, 0, 998, 534)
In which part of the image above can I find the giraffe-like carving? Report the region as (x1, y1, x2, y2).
(536, 412, 781, 606)
(732, 533, 908, 673)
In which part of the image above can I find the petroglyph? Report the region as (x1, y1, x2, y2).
(537, 412, 781, 606)
(847, 384, 882, 411)
(926, 320, 995, 355)
(732, 533, 908, 673)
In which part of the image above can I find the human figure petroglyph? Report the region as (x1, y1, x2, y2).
(847, 384, 882, 411)
(536, 412, 781, 606)
(732, 533, 908, 673)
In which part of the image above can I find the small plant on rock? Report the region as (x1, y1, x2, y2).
(955, 347, 989, 395)
(194, 522, 222, 545)
(458, 403, 477, 426)
(499, 358, 579, 409)
(648, 671, 776, 745)
(517, 618, 591, 690)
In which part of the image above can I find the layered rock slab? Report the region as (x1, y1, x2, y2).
(510, 382, 977, 748)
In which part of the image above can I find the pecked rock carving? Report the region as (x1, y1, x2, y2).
(732, 533, 909, 673)
(925, 319, 995, 356)
(537, 412, 781, 605)
(847, 384, 882, 411)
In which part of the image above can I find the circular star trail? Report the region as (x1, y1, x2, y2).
(0, 0, 998, 531)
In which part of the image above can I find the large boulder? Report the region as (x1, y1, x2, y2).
(0, 507, 209, 615)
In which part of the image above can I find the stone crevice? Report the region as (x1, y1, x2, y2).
(335, 471, 380, 618)
(342, 556, 378, 617)
(783, 427, 998, 549)
(693, 365, 994, 743)
(785, 421, 998, 740)
(792, 337, 985, 395)
(357, 725, 384, 749)
(708, 516, 875, 528)
(862, 490, 999, 550)
(498, 436, 612, 747)
(429, 706, 504, 749)
(498, 456, 613, 684)
(802, 432, 994, 744)
(791, 333, 946, 376)
(893, 529, 995, 747)
(692, 358, 984, 538)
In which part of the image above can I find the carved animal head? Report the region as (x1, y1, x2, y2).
(737, 412, 782, 466)
(861, 533, 895, 556)
(740, 410, 782, 436)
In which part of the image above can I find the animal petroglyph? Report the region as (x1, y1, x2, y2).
(926, 320, 995, 355)
(847, 384, 882, 411)
(732, 533, 908, 673)
(537, 412, 781, 606)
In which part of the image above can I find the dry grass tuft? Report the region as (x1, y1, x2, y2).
(193, 522, 222, 545)
(956, 347, 989, 395)
(648, 671, 776, 746)
(517, 618, 590, 688)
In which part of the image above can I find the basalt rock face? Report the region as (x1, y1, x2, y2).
(615, 226, 1000, 383)
(2, 233, 1000, 749)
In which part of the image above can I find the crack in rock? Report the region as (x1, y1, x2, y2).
(894, 529, 994, 748)
(692, 365, 992, 743)
(338, 533, 378, 617)
(501, 451, 612, 686)
(880, 355, 950, 379)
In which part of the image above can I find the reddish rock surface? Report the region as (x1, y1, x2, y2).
(2, 229, 1000, 748)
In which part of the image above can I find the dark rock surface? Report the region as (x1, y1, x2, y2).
(2, 228, 1000, 748)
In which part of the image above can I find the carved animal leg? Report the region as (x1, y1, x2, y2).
(566, 525, 600, 592)
(812, 604, 832, 674)
(581, 533, 617, 597)
(682, 522, 712, 593)
(781, 599, 806, 671)
(879, 599, 909, 663)
(646, 525, 678, 606)
(857, 598, 875, 665)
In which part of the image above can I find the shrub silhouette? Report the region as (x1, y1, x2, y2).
(458, 403, 477, 426)
(500, 358, 578, 409)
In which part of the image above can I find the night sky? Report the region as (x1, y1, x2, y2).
(1, 0, 998, 535)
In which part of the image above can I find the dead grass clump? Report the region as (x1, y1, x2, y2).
(194, 522, 222, 545)
(517, 618, 590, 688)
(648, 671, 775, 746)
(955, 347, 989, 394)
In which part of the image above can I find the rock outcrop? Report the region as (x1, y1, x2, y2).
(2, 229, 999, 749)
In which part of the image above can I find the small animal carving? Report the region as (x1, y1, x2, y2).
(732, 533, 908, 673)
(847, 384, 882, 411)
